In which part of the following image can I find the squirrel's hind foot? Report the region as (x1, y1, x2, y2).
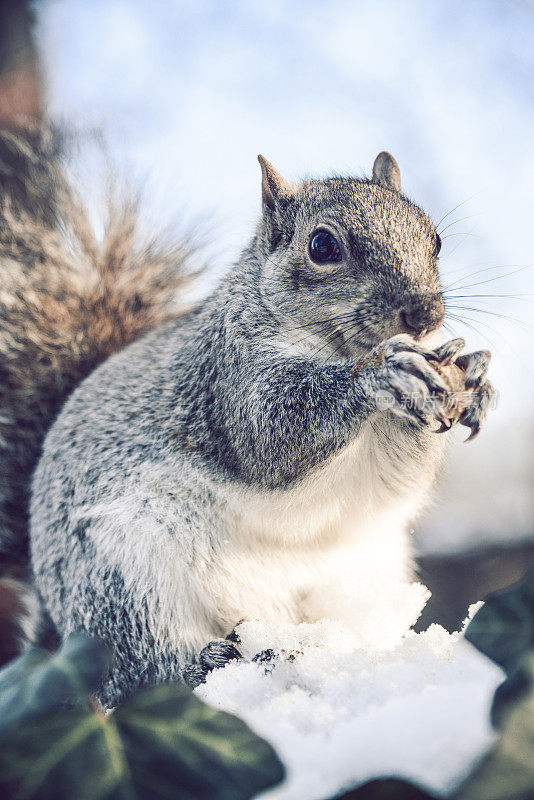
(183, 639, 242, 688)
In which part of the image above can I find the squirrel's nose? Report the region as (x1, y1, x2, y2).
(400, 310, 427, 336)
(400, 302, 444, 338)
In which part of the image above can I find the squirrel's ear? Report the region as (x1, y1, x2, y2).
(372, 151, 401, 192)
(258, 155, 293, 210)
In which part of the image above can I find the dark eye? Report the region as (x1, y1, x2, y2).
(308, 229, 342, 265)
(435, 234, 442, 256)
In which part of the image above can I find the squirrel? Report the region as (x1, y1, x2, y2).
(1, 126, 495, 705)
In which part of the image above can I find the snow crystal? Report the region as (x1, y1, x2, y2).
(196, 583, 504, 800)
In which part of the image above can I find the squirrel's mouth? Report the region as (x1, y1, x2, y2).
(419, 328, 444, 348)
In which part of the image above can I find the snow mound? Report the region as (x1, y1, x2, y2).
(196, 587, 503, 800)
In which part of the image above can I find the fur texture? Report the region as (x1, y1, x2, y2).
(29, 152, 494, 705)
(0, 125, 197, 662)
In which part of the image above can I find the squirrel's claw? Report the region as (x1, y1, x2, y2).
(435, 418, 451, 433)
(433, 338, 466, 366)
(464, 425, 480, 442)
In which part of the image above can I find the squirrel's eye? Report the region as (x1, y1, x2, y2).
(435, 234, 442, 257)
(308, 230, 342, 265)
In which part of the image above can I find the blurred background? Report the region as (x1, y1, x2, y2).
(3, 0, 534, 628)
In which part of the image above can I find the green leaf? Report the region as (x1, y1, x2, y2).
(115, 684, 284, 799)
(465, 566, 534, 673)
(330, 777, 440, 799)
(0, 633, 111, 735)
(0, 682, 284, 800)
(455, 651, 534, 800)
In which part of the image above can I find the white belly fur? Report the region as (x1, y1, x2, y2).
(86, 417, 443, 653)
(210, 417, 441, 637)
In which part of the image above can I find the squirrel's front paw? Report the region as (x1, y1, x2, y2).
(361, 333, 454, 428)
(361, 334, 495, 438)
(183, 639, 242, 688)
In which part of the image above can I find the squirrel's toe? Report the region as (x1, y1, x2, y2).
(183, 662, 211, 688)
(199, 640, 242, 669)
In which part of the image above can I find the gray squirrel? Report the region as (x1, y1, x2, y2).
(1, 127, 494, 705)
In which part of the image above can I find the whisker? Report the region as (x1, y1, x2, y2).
(447, 310, 534, 376)
(311, 331, 352, 363)
(445, 293, 534, 301)
(442, 263, 516, 290)
(438, 213, 479, 235)
(325, 320, 376, 364)
(315, 319, 372, 364)
(445, 264, 533, 293)
(282, 312, 358, 335)
(275, 322, 349, 356)
(443, 320, 456, 337)
(275, 312, 370, 355)
(441, 231, 479, 240)
(447, 311, 525, 357)
(289, 322, 355, 352)
(445, 303, 533, 330)
(435, 192, 481, 231)
(438, 229, 475, 261)
(445, 312, 499, 351)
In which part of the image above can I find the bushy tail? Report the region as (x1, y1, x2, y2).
(0, 124, 199, 660)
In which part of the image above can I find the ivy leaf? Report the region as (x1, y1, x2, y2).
(114, 684, 284, 799)
(465, 566, 534, 673)
(0, 633, 111, 735)
(0, 679, 284, 800)
(330, 777, 440, 799)
(454, 651, 534, 800)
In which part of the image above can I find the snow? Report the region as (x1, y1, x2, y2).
(196, 588, 503, 800)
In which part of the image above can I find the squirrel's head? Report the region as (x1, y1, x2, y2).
(254, 152, 444, 359)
